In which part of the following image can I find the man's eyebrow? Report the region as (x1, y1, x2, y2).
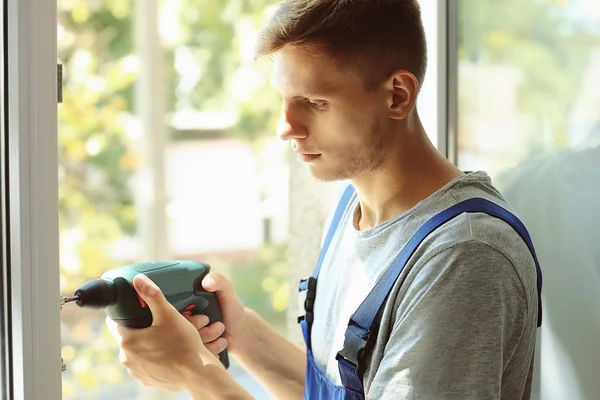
(283, 88, 331, 100)
(269, 76, 332, 99)
(300, 88, 331, 98)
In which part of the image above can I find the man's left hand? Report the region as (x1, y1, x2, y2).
(106, 273, 222, 393)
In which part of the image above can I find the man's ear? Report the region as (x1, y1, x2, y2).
(384, 71, 419, 120)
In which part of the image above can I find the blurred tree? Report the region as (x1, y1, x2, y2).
(458, 0, 600, 151)
(58, 0, 283, 398)
(166, 0, 281, 143)
(58, 0, 141, 396)
(205, 243, 289, 329)
(58, 0, 138, 293)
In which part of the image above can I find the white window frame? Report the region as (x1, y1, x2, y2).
(445, 0, 459, 163)
(416, 0, 451, 156)
(2, 1, 451, 399)
(6, 0, 61, 399)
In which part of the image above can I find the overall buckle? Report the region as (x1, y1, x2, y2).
(297, 276, 317, 324)
(335, 321, 379, 375)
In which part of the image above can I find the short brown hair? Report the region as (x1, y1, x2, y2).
(255, 0, 427, 92)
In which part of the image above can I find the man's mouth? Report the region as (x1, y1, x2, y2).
(296, 153, 321, 162)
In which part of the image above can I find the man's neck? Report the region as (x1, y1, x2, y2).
(351, 127, 462, 232)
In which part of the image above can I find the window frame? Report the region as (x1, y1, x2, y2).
(445, 0, 459, 164)
(5, 0, 61, 398)
(1, 0, 8, 396)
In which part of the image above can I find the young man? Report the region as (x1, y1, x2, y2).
(110, 1, 542, 399)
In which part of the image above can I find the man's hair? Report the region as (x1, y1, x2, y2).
(255, 0, 427, 92)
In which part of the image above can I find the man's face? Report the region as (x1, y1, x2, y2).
(270, 45, 393, 182)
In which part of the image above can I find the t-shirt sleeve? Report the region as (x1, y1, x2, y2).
(366, 240, 529, 400)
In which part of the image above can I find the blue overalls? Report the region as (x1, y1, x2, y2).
(298, 184, 543, 399)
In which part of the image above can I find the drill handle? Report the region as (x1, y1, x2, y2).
(192, 291, 230, 369)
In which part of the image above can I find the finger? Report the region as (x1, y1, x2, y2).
(132, 274, 177, 327)
(201, 272, 238, 309)
(205, 338, 228, 356)
(201, 272, 232, 293)
(185, 314, 210, 330)
(199, 321, 225, 343)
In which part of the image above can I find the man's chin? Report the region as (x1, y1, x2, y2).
(304, 164, 347, 182)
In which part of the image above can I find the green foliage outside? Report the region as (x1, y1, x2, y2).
(458, 0, 600, 154)
(58, 0, 283, 397)
(205, 243, 290, 326)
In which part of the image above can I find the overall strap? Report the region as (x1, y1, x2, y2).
(336, 198, 543, 395)
(299, 184, 356, 348)
(313, 184, 356, 280)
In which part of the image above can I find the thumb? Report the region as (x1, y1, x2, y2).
(202, 272, 232, 294)
(202, 272, 236, 302)
(133, 274, 174, 327)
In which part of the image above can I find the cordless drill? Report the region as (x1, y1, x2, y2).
(62, 260, 229, 369)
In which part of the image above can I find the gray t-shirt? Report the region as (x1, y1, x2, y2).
(310, 171, 539, 400)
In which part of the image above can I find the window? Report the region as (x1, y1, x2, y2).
(1, 0, 8, 396)
(456, 1, 600, 399)
(8, 0, 600, 397)
(57, 1, 449, 398)
(57, 1, 448, 398)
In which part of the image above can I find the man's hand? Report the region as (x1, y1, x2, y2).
(183, 273, 306, 399)
(183, 272, 250, 357)
(107, 274, 222, 393)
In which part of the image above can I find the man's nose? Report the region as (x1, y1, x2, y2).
(276, 105, 308, 141)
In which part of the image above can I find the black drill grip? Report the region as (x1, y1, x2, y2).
(192, 291, 229, 369)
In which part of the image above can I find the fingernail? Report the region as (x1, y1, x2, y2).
(203, 275, 215, 287)
(134, 275, 146, 291)
(135, 274, 157, 295)
(200, 315, 210, 326)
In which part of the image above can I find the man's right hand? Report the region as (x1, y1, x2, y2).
(183, 272, 249, 357)
(186, 273, 306, 399)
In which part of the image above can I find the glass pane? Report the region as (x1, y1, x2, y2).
(58, 1, 281, 399)
(457, 1, 600, 399)
(0, 0, 8, 396)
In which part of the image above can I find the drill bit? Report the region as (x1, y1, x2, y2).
(60, 296, 79, 307)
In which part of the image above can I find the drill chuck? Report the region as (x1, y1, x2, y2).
(73, 278, 117, 309)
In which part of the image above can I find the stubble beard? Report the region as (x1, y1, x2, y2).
(312, 123, 388, 182)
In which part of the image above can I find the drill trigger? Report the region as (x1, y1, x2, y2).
(137, 294, 147, 308)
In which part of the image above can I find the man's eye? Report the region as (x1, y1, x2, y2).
(307, 101, 327, 111)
